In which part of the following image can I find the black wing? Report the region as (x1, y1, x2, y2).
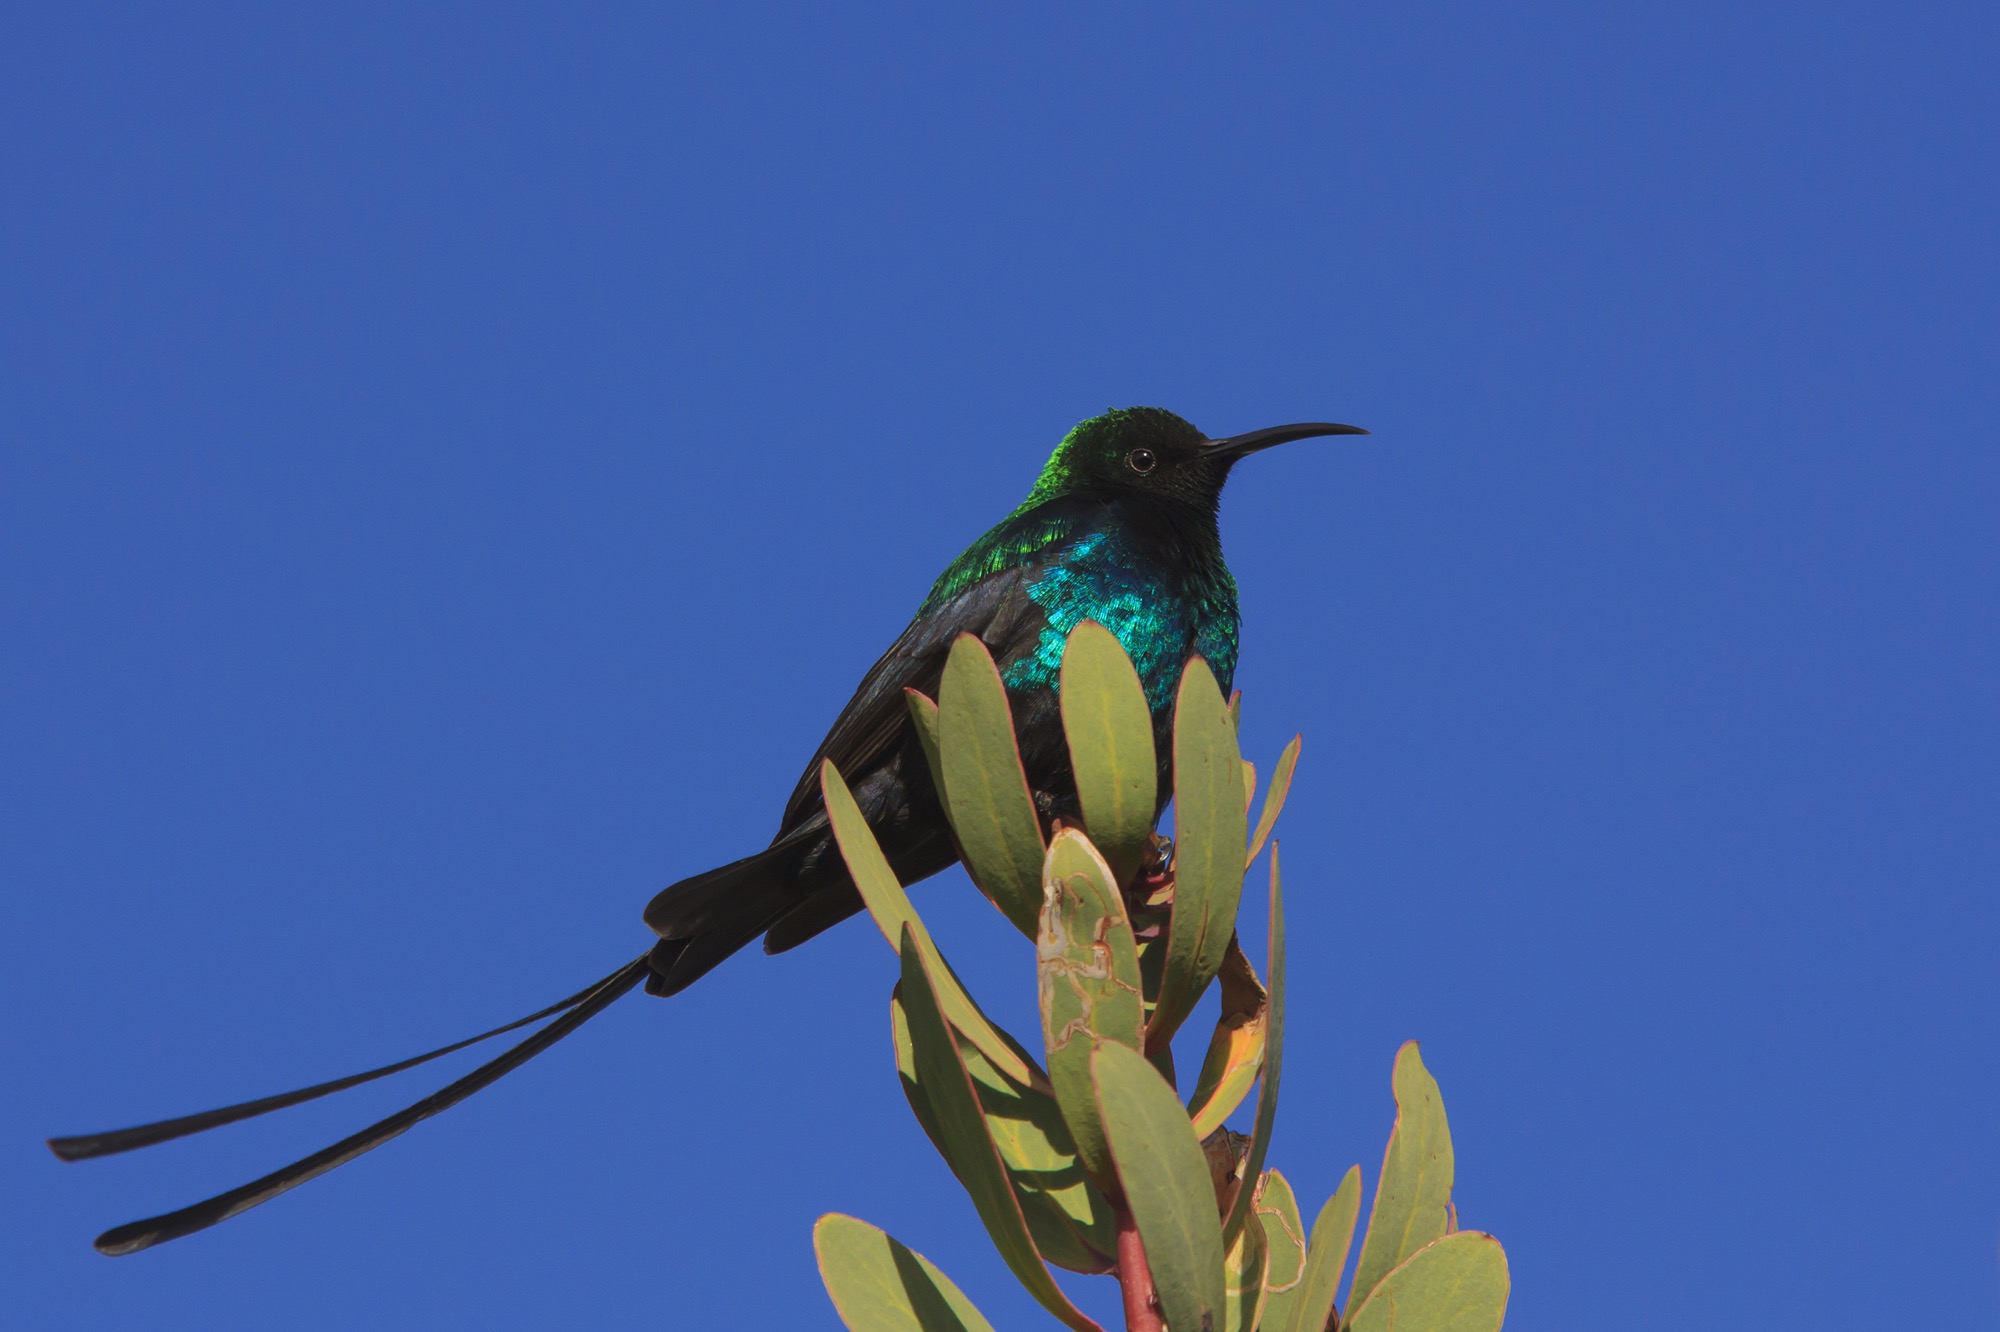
(773, 564, 1039, 834)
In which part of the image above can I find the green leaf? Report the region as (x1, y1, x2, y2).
(1185, 937, 1268, 1139)
(906, 688, 944, 790)
(1253, 1170, 1309, 1332)
(1344, 1232, 1508, 1332)
(1285, 1166, 1361, 1332)
(1037, 829, 1144, 1193)
(938, 634, 1046, 937)
(1058, 620, 1158, 886)
(1223, 1203, 1269, 1332)
(1348, 1042, 1455, 1311)
(1090, 1041, 1225, 1332)
(823, 759, 1038, 1090)
(1149, 656, 1249, 1047)
(897, 928, 1107, 1331)
(892, 992, 1117, 1274)
(1247, 735, 1300, 868)
(1220, 848, 1286, 1247)
(813, 1213, 997, 1332)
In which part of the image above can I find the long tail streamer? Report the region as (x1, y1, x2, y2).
(49, 967, 629, 1162)
(54, 955, 651, 1255)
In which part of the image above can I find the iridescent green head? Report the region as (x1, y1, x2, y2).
(1025, 406, 1368, 514)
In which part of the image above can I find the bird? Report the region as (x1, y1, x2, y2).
(49, 405, 1366, 1254)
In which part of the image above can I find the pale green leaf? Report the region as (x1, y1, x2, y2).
(823, 760, 1037, 1089)
(1345, 1231, 1508, 1332)
(1224, 1200, 1269, 1332)
(938, 633, 1046, 936)
(1348, 1042, 1454, 1310)
(897, 929, 1105, 1331)
(1059, 620, 1158, 886)
(892, 993, 1116, 1274)
(1220, 848, 1285, 1246)
(1247, 735, 1300, 868)
(1037, 829, 1144, 1193)
(1091, 1041, 1225, 1332)
(1285, 1166, 1361, 1332)
(1149, 656, 1249, 1047)
(906, 689, 944, 791)
(1253, 1170, 1309, 1332)
(814, 1213, 996, 1332)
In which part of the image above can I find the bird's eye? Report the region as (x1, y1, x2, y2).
(1126, 448, 1157, 475)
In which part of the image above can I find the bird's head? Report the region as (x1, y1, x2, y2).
(1027, 406, 1368, 513)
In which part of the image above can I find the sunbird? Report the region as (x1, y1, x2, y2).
(51, 405, 1365, 1254)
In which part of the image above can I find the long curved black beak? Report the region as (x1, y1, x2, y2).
(1203, 421, 1369, 462)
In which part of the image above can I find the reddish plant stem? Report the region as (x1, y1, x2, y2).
(1114, 1208, 1163, 1332)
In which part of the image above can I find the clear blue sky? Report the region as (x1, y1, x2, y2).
(3, 5, 1994, 1328)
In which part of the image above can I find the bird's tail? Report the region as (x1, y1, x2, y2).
(641, 830, 829, 996)
(49, 955, 650, 1255)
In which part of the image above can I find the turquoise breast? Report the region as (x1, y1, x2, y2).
(1001, 530, 1240, 710)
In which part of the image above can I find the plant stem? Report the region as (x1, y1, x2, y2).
(1114, 1209, 1163, 1332)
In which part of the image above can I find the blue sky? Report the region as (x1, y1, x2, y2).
(3, 4, 1995, 1328)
